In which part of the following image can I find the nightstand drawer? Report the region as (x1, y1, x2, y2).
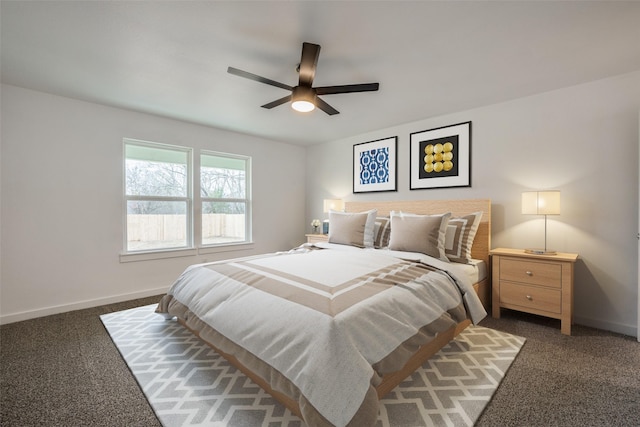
(500, 258, 562, 288)
(306, 234, 329, 244)
(500, 282, 561, 314)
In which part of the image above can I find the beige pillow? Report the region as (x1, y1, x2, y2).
(329, 210, 377, 247)
(445, 212, 482, 264)
(388, 211, 451, 260)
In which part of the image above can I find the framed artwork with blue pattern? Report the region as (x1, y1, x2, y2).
(353, 136, 397, 193)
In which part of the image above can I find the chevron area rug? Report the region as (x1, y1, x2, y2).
(101, 304, 525, 427)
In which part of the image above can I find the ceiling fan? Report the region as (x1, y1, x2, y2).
(227, 42, 379, 115)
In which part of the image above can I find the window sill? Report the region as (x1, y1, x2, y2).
(119, 242, 255, 263)
(120, 248, 198, 263)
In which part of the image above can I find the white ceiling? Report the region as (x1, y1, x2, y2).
(2, 1, 639, 146)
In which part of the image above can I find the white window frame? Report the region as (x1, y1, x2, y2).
(199, 150, 252, 249)
(122, 138, 193, 257)
(120, 139, 253, 262)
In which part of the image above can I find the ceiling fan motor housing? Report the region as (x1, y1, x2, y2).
(292, 86, 317, 105)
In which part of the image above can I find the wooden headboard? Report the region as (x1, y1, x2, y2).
(344, 199, 491, 265)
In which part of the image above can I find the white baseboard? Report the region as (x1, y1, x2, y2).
(574, 315, 638, 339)
(0, 287, 168, 325)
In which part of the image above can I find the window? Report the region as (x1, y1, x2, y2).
(124, 140, 192, 252)
(200, 152, 251, 246)
(123, 139, 251, 256)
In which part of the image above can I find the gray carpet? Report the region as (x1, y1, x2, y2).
(100, 304, 525, 427)
(1, 296, 639, 426)
(476, 312, 640, 427)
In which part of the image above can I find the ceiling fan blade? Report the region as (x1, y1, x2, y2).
(315, 97, 339, 115)
(261, 94, 292, 109)
(315, 83, 380, 95)
(298, 42, 320, 87)
(227, 67, 293, 91)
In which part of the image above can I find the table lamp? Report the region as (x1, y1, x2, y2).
(521, 190, 560, 255)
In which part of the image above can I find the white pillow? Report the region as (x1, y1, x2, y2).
(388, 211, 451, 261)
(362, 209, 377, 247)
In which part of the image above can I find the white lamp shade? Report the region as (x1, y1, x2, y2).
(323, 199, 344, 212)
(522, 191, 560, 215)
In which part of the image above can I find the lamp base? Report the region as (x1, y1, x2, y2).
(524, 248, 557, 255)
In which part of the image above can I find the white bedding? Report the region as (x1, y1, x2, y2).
(157, 244, 487, 426)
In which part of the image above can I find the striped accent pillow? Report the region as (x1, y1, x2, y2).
(445, 212, 483, 264)
(373, 217, 391, 248)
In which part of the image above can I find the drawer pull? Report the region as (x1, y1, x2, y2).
(525, 271, 533, 276)
(526, 295, 533, 301)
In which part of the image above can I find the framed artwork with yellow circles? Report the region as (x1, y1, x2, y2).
(410, 121, 471, 190)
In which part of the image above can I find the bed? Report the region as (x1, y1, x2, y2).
(156, 198, 491, 427)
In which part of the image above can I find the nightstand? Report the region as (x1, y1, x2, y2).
(490, 248, 579, 335)
(306, 234, 329, 244)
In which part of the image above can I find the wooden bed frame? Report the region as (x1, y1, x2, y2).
(183, 198, 492, 422)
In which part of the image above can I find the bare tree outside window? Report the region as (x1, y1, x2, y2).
(126, 160, 188, 215)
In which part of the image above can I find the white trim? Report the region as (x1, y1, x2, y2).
(119, 243, 255, 263)
(120, 248, 198, 263)
(573, 315, 637, 339)
(0, 286, 169, 325)
(198, 242, 255, 255)
(193, 152, 202, 248)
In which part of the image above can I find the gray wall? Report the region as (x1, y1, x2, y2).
(1, 84, 306, 323)
(306, 71, 640, 337)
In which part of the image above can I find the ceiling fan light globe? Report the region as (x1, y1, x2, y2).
(291, 86, 317, 113)
(292, 100, 315, 112)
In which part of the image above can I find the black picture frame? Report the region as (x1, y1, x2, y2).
(410, 121, 471, 190)
(353, 136, 398, 193)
